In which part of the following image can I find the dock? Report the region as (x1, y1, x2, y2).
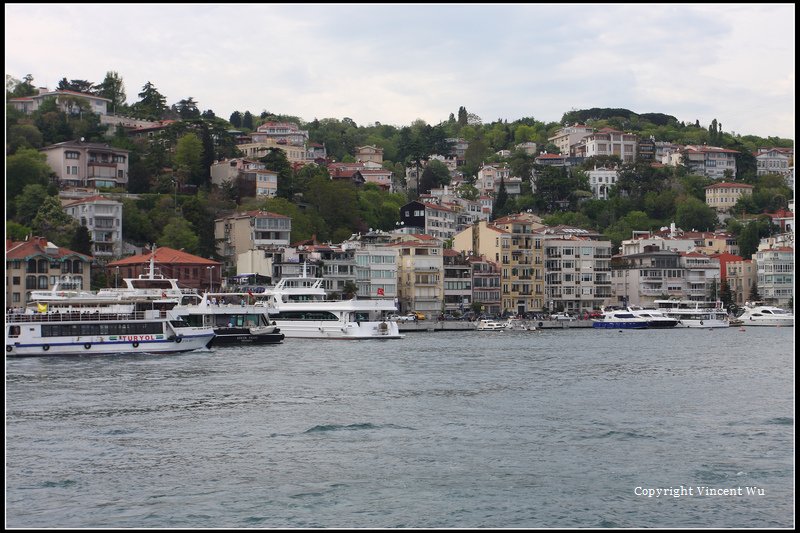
(397, 319, 593, 332)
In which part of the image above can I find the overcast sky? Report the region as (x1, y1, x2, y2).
(5, 3, 795, 139)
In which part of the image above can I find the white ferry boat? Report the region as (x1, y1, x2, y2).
(6, 290, 214, 357)
(653, 299, 730, 328)
(252, 270, 402, 340)
(737, 302, 794, 327)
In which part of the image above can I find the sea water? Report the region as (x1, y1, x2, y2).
(5, 327, 794, 528)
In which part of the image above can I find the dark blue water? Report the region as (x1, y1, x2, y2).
(5, 327, 794, 528)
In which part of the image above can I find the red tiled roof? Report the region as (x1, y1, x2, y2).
(705, 182, 754, 189)
(6, 237, 92, 261)
(108, 247, 219, 267)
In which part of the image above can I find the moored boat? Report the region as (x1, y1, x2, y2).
(653, 299, 730, 328)
(591, 309, 650, 329)
(168, 291, 285, 345)
(476, 319, 511, 331)
(737, 302, 794, 327)
(625, 305, 679, 328)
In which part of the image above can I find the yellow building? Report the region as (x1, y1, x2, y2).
(704, 182, 754, 212)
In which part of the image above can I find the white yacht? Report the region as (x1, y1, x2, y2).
(476, 319, 511, 331)
(653, 299, 730, 328)
(591, 309, 650, 329)
(625, 305, 679, 328)
(253, 271, 403, 340)
(737, 303, 794, 327)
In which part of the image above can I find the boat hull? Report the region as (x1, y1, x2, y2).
(208, 327, 284, 345)
(6, 333, 214, 357)
(275, 320, 403, 339)
(592, 321, 649, 329)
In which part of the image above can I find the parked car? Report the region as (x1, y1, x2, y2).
(388, 314, 415, 322)
(551, 313, 576, 321)
(408, 311, 426, 321)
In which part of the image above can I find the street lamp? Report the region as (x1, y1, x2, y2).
(206, 265, 215, 293)
(115, 266, 120, 288)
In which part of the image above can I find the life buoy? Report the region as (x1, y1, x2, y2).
(699, 320, 704, 326)
(132, 342, 139, 348)
(42, 345, 50, 351)
(175, 336, 182, 343)
(6, 345, 12, 352)
(84, 343, 91, 349)
(538, 322, 544, 328)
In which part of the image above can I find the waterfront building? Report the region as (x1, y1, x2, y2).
(442, 249, 472, 315)
(389, 235, 444, 318)
(5, 237, 92, 309)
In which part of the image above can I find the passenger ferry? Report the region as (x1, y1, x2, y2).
(6, 282, 215, 357)
(624, 305, 679, 328)
(252, 269, 402, 340)
(653, 299, 730, 328)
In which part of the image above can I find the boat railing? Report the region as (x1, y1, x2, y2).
(7, 310, 166, 323)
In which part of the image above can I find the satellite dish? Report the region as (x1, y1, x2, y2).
(80, 137, 85, 142)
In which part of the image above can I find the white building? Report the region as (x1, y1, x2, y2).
(62, 195, 123, 259)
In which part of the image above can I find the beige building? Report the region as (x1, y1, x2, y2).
(215, 211, 292, 274)
(682, 145, 738, 179)
(540, 227, 613, 314)
(9, 88, 110, 116)
(574, 128, 638, 162)
(704, 182, 754, 212)
(355, 145, 384, 164)
(389, 235, 444, 318)
(40, 140, 130, 190)
(725, 259, 757, 307)
(5, 237, 92, 308)
(548, 124, 594, 156)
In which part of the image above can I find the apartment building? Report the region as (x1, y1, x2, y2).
(215, 211, 292, 274)
(390, 235, 444, 317)
(40, 140, 130, 190)
(704, 182, 754, 212)
(62, 195, 123, 259)
(540, 227, 613, 314)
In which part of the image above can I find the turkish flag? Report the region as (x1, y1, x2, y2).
(377, 288, 385, 295)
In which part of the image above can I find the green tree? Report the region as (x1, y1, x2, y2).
(242, 111, 254, 130)
(14, 184, 50, 226)
(94, 71, 127, 112)
(418, 159, 450, 194)
(174, 97, 200, 119)
(229, 111, 242, 128)
(6, 73, 36, 97)
(32, 196, 79, 246)
(6, 148, 53, 218)
(6, 221, 31, 241)
(341, 280, 358, 300)
(134, 81, 168, 119)
(674, 196, 718, 231)
(260, 147, 293, 199)
(7, 124, 44, 153)
(70, 225, 93, 256)
(174, 132, 205, 187)
(492, 177, 510, 219)
(158, 217, 200, 254)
